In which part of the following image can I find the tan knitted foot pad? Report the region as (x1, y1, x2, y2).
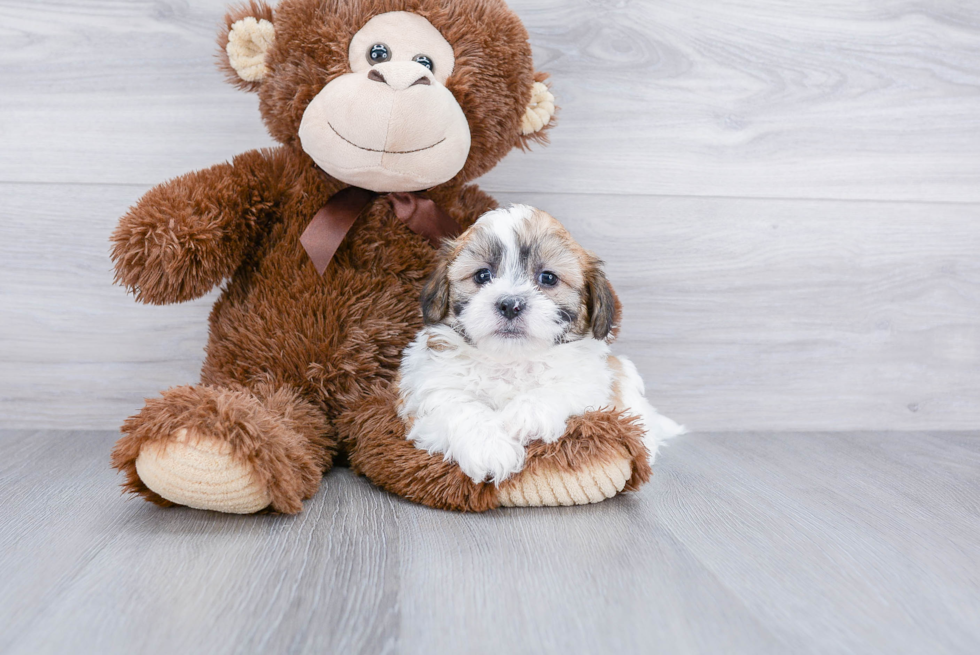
(134, 429, 272, 514)
(497, 454, 633, 507)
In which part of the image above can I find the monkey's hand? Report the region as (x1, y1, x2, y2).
(110, 149, 281, 305)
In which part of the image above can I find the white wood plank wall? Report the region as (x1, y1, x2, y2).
(1, 0, 978, 430)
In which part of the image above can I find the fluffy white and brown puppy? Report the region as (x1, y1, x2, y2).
(398, 205, 684, 484)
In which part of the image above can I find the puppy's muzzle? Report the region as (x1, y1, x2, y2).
(497, 296, 524, 320)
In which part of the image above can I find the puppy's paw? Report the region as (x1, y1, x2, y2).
(451, 424, 526, 485)
(503, 395, 569, 444)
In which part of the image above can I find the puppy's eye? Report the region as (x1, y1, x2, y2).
(413, 55, 434, 72)
(368, 43, 391, 65)
(538, 271, 559, 287)
(474, 269, 494, 285)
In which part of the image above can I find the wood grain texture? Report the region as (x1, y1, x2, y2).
(1, 0, 979, 200)
(3, 182, 977, 431)
(1, 430, 978, 654)
(1, 2, 979, 428)
(0, 182, 215, 428)
(0, 430, 400, 655)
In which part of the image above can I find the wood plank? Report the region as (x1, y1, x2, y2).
(1, 0, 978, 201)
(393, 478, 793, 654)
(0, 430, 145, 654)
(0, 182, 216, 429)
(0, 430, 399, 655)
(0, 0, 275, 188)
(3, 183, 978, 431)
(491, 0, 980, 201)
(650, 430, 980, 654)
(1, 430, 978, 653)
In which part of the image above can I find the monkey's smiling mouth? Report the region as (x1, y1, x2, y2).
(329, 122, 445, 155)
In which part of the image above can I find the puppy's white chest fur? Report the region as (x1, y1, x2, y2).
(398, 325, 683, 485)
(416, 330, 614, 411)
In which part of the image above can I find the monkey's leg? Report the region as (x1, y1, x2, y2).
(339, 386, 650, 511)
(496, 411, 651, 508)
(111, 383, 335, 514)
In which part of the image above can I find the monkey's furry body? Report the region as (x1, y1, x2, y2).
(109, 0, 666, 514)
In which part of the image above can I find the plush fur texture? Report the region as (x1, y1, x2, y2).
(398, 207, 684, 484)
(110, 0, 647, 514)
(111, 382, 333, 513)
(338, 387, 653, 512)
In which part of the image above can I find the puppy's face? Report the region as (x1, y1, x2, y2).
(421, 205, 618, 357)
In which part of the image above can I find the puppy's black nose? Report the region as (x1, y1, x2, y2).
(498, 297, 523, 320)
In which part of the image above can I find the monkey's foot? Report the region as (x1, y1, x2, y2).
(135, 428, 272, 514)
(112, 384, 334, 514)
(496, 451, 633, 507)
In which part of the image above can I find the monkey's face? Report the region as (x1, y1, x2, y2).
(219, 0, 557, 194)
(298, 12, 471, 193)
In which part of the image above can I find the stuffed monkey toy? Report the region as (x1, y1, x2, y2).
(110, 0, 653, 514)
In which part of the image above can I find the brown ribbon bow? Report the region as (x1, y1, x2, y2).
(300, 188, 462, 276)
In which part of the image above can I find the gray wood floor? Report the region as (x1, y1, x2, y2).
(1, 429, 978, 655)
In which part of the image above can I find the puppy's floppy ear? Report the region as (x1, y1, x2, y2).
(584, 261, 619, 341)
(218, 1, 275, 92)
(518, 73, 557, 149)
(420, 253, 452, 325)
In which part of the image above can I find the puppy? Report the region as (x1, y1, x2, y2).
(398, 205, 684, 484)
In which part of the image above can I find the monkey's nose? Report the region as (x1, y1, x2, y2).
(498, 297, 524, 320)
(367, 62, 434, 91)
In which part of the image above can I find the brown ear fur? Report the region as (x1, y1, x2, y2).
(585, 261, 618, 341)
(517, 71, 558, 151)
(218, 0, 275, 93)
(420, 255, 451, 325)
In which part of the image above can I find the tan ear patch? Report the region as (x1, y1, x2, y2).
(521, 81, 556, 135)
(226, 17, 275, 83)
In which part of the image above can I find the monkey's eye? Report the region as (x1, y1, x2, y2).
(474, 269, 494, 285)
(538, 271, 559, 287)
(368, 43, 391, 65)
(413, 55, 434, 72)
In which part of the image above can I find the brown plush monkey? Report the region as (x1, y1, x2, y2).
(110, 0, 652, 514)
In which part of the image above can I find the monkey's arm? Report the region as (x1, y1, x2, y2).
(111, 148, 285, 305)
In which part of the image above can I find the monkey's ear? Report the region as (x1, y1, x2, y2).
(219, 2, 275, 92)
(421, 257, 452, 325)
(585, 261, 620, 342)
(518, 74, 557, 148)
